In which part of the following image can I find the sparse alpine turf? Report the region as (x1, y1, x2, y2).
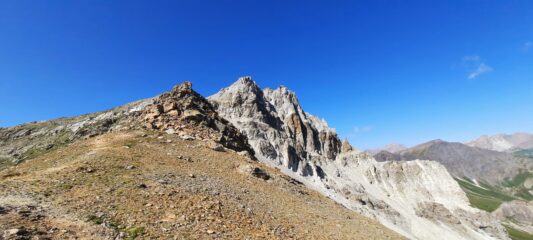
(0, 131, 403, 239)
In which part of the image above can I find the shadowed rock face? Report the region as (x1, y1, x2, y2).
(210, 76, 509, 240)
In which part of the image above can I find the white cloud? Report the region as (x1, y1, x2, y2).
(461, 55, 492, 80)
(468, 63, 493, 80)
(522, 41, 532, 52)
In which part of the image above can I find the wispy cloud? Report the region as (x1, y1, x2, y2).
(467, 63, 493, 80)
(522, 41, 532, 52)
(351, 125, 373, 135)
(461, 55, 492, 80)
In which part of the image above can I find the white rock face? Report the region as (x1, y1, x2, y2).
(467, 133, 533, 152)
(209, 76, 509, 240)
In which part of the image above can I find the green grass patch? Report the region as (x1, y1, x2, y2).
(465, 193, 502, 212)
(455, 177, 517, 212)
(504, 225, 533, 240)
(125, 226, 145, 239)
(503, 172, 533, 188)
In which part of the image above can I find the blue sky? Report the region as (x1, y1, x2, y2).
(1, 1, 532, 149)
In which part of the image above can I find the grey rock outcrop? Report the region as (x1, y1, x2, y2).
(139, 81, 254, 154)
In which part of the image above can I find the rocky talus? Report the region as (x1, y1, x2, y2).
(209, 76, 509, 240)
(139, 81, 254, 155)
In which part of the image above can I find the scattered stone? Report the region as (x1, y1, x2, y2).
(3, 229, 21, 238)
(180, 135, 195, 141)
(238, 164, 270, 180)
(188, 174, 196, 178)
(123, 145, 131, 149)
(138, 183, 148, 189)
(126, 165, 136, 170)
(165, 128, 176, 135)
(207, 229, 215, 234)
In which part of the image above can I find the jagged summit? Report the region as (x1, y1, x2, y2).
(209, 77, 342, 168)
(229, 76, 261, 92)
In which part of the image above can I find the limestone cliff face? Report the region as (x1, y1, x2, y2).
(209, 76, 341, 174)
(209, 76, 509, 240)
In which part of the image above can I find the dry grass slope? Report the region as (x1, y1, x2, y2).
(0, 130, 403, 240)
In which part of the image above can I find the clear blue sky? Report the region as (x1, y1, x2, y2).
(1, 1, 532, 149)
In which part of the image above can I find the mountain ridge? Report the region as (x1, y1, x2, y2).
(209, 76, 508, 240)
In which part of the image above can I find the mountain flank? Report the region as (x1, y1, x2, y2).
(0, 81, 404, 239)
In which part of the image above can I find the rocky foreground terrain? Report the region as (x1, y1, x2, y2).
(0, 77, 518, 239)
(0, 130, 403, 239)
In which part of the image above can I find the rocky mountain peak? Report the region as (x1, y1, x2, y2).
(209, 77, 342, 168)
(230, 76, 261, 93)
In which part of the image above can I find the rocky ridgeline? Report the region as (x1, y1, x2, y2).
(209, 76, 509, 240)
(0, 98, 152, 169)
(0, 81, 254, 169)
(139, 81, 254, 155)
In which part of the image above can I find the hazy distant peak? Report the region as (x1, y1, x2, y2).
(466, 132, 533, 152)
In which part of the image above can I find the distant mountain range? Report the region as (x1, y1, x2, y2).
(467, 133, 533, 152)
(366, 143, 406, 155)
(374, 139, 531, 184)
(372, 134, 533, 234)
